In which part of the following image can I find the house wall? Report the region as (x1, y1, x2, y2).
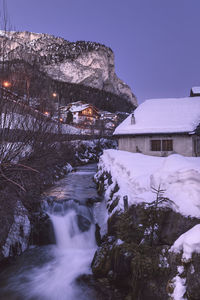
(118, 134, 198, 157)
(72, 112, 79, 123)
(193, 135, 200, 156)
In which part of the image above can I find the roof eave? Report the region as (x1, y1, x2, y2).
(113, 131, 194, 137)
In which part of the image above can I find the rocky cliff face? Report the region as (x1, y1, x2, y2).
(0, 30, 137, 107)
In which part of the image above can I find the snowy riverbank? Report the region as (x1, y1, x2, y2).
(95, 150, 200, 218)
(92, 150, 200, 299)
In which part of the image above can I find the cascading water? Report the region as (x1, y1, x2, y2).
(0, 164, 99, 300)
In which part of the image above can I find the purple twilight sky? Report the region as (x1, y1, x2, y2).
(4, 0, 200, 103)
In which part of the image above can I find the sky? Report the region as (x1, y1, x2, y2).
(3, 0, 200, 103)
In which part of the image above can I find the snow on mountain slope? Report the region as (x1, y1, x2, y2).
(0, 31, 137, 107)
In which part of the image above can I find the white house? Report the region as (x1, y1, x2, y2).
(114, 97, 200, 157)
(60, 101, 100, 125)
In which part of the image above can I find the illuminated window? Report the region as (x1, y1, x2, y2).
(82, 108, 93, 116)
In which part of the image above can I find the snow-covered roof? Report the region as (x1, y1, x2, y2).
(69, 103, 91, 113)
(191, 86, 200, 94)
(114, 97, 200, 135)
(69, 101, 86, 106)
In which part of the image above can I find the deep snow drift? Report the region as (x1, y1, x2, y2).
(96, 149, 200, 218)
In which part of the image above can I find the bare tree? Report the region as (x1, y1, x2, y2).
(0, 0, 13, 83)
(0, 3, 71, 192)
(0, 84, 60, 190)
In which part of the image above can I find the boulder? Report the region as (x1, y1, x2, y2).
(186, 254, 200, 299)
(30, 212, 56, 246)
(77, 214, 91, 232)
(158, 209, 200, 245)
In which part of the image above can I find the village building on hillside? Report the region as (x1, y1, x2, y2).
(114, 97, 200, 157)
(99, 111, 119, 129)
(60, 101, 100, 125)
(190, 86, 200, 97)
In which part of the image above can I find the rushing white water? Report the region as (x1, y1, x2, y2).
(0, 164, 98, 300)
(51, 210, 95, 251)
(22, 210, 96, 300)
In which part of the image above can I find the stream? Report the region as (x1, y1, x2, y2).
(0, 164, 101, 300)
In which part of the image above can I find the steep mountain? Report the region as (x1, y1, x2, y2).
(0, 30, 137, 111)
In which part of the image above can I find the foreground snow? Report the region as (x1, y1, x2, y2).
(96, 150, 200, 218)
(170, 224, 200, 261)
(169, 224, 200, 298)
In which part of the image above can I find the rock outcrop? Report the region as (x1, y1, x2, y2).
(91, 203, 200, 299)
(0, 30, 137, 108)
(1, 200, 30, 259)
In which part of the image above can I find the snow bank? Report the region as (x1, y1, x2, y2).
(0, 112, 83, 135)
(61, 124, 82, 135)
(96, 150, 200, 218)
(170, 224, 200, 260)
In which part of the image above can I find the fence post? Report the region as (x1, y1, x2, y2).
(123, 195, 128, 212)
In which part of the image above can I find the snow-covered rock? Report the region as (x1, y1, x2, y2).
(170, 225, 200, 261)
(170, 274, 186, 300)
(63, 163, 73, 174)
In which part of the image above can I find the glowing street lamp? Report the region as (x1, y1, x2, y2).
(52, 92, 61, 133)
(1, 81, 11, 99)
(3, 80, 11, 88)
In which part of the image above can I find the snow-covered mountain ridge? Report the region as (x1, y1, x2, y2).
(0, 30, 137, 107)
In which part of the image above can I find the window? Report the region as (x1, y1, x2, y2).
(82, 108, 93, 116)
(151, 140, 161, 151)
(162, 140, 173, 151)
(151, 139, 173, 151)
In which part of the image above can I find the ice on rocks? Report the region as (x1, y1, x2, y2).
(2, 200, 31, 257)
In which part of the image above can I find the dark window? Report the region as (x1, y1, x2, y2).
(151, 140, 161, 151)
(162, 140, 173, 151)
(151, 139, 173, 151)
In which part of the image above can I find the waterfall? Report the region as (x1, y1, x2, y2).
(22, 204, 97, 300)
(50, 209, 95, 250)
(0, 164, 99, 300)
